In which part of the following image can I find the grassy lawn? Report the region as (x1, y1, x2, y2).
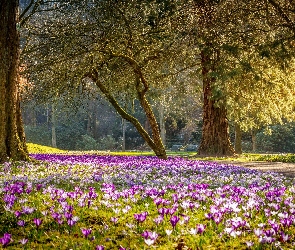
(0, 144, 294, 249)
(27, 143, 295, 163)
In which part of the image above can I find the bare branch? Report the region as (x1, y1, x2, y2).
(19, 0, 42, 27)
(267, 0, 295, 33)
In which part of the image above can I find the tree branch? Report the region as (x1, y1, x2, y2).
(267, 0, 295, 33)
(19, 0, 42, 27)
(85, 68, 157, 150)
(107, 52, 149, 95)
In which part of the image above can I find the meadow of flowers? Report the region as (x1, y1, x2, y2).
(0, 154, 295, 249)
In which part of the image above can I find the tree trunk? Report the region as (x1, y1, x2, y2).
(92, 106, 98, 139)
(51, 103, 57, 148)
(251, 130, 257, 152)
(159, 102, 166, 147)
(198, 50, 235, 156)
(122, 118, 126, 151)
(87, 69, 167, 159)
(234, 123, 242, 154)
(0, 0, 29, 163)
(135, 76, 167, 159)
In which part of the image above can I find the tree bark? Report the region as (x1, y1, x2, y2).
(135, 75, 167, 159)
(198, 50, 235, 156)
(51, 103, 57, 148)
(0, 0, 29, 163)
(87, 69, 167, 159)
(234, 123, 242, 154)
(159, 102, 166, 147)
(251, 130, 257, 152)
(122, 118, 126, 151)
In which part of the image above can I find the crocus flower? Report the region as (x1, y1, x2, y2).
(153, 215, 164, 225)
(95, 245, 105, 250)
(81, 228, 92, 238)
(110, 217, 118, 224)
(141, 231, 150, 239)
(141, 231, 158, 240)
(14, 211, 22, 218)
(33, 218, 42, 228)
(165, 229, 173, 236)
(17, 220, 25, 227)
(259, 236, 275, 244)
(245, 241, 254, 247)
(0, 233, 12, 247)
(22, 206, 34, 214)
(196, 224, 206, 234)
(149, 231, 158, 240)
(64, 212, 73, 220)
(170, 215, 180, 228)
(280, 232, 291, 242)
(67, 216, 79, 227)
(19, 238, 28, 245)
(144, 238, 155, 246)
(134, 212, 148, 223)
(254, 228, 263, 237)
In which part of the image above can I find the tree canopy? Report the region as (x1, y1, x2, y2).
(16, 0, 295, 157)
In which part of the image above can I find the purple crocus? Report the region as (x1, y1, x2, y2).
(64, 212, 73, 220)
(95, 245, 105, 250)
(153, 215, 164, 225)
(110, 217, 118, 224)
(67, 216, 79, 227)
(17, 220, 25, 227)
(196, 224, 206, 234)
(141, 231, 150, 239)
(142, 230, 158, 239)
(3, 194, 17, 208)
(33, 218, 42, 228)
(245, 241, 254, 247)
(22, 206, 35, 214)
(170, 215, 180, 228)
(280, 232, 291, 242)
(81, 228, 92, 238)
(134, 212, 148, 223)
(0, 233, 12, 247)
(14, 211, 22, 218)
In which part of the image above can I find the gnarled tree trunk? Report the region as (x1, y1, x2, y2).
(198, 50, 235, 156)
(0, 0, 29, 163)
(87, 68, 167, 159)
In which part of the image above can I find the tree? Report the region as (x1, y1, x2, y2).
(193, 0, 235, 156)
(193, 0, 295, 155)
(0, 0, 29, 162)
(220, 0, 295, 153)
(24, 0, 198, 159)
(0, 0, 69, 162)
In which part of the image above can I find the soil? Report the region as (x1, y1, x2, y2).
(214, 160, 295, 178)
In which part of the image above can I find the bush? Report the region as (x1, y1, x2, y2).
(24, 125, 51, 146)
(256, 123, 295, 153)
(75, 134, 99, 150)
(97, 135, 117, 150)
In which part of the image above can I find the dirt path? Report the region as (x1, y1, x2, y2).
(214, 160, 295, 178)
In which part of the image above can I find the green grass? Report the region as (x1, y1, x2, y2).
(1, 153, 295, 249)
(27, 143, 67, 154)
(26, 143, 295, 163)
(255, 153, 295, 163)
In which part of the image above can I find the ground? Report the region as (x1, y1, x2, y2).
(217, 160, 295, 178)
